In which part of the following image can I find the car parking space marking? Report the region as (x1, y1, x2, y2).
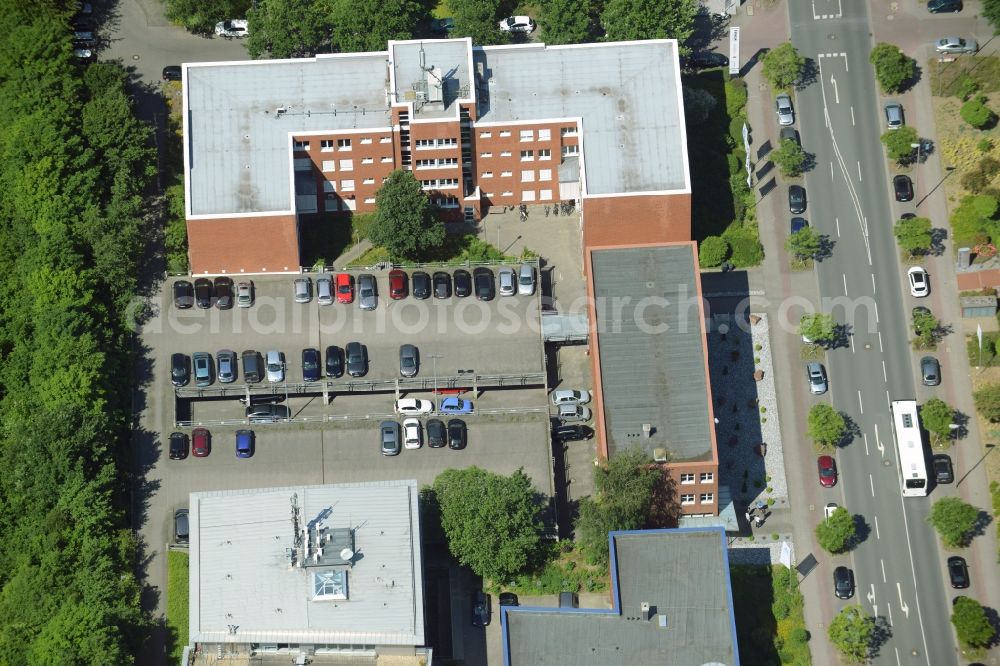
(810, 0, 843, 20)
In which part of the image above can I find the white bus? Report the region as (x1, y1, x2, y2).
(889, 400, 929, 497)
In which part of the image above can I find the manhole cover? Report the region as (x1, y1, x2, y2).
(829, 34, 837, 40)
(132, 54, 140, 60)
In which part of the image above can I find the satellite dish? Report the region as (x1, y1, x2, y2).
(340, 548, 355, 561)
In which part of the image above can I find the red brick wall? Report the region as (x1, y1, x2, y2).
(292, 132, 396, 214)
(188, 214, 300, 275)
(473, 122, 574, 208)
(582, 193, 692, 251)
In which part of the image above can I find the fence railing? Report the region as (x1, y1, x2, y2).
(174, 405, 550, 428)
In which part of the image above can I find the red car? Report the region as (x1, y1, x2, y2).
(192, 428, 211, 457)
(335, 273, 354, 304)
(817, 455, 837, 487)
(388, 269, 408, 300)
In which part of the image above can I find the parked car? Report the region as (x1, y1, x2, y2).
(806, 362, 827, 395)
(498, 592, 519, 607)
(440, 397, 473, 414)
(326, 345, 344, 378)
(928, 0, 962, 12)
(947, 556, 969, 588)
(235, 429, 254, 458)
(779, 126, 799, 147)
(893, 175, 914, 202)
(775, 93, 794, 126)
(265, 350, 285, 382)
(403, 418, 422, 449)
(558, 403, 591, 422)
(213, 276, 234, 309)
(336, 273, 354, 303)
(833, 566, 854, 599)
(935, 36, 977, 54)
(358, 274, 378, 310)
(427, 419, 447, 448)
(237, 281, 253, 307)
(174, 509, 190, 544)
(686, 51, 729, 70)
(216, 349, 237, 383)
(472, 591, 491, 627)
(790, 217, 808, 234)
(499, 15, 535, 32)
(498, 268, 516, 296)
(215, 18, 249, 38)
(242, 350, 262, 383)
(389, 269, 408, 300)
(302, 348, 321, 382)
(192, 427, 211, 457)
(552, 424, 594, 442)
(194, 278, 213, 308)
(380, 421, 401, 456)
(169, 432, 188, 460)
(316, 275, 333, 305)
(73, 30, 95, 46)
(473, 267, 494, 301)
(518, 264, 536, 295)
(193, 352, 213, 386)
(412, 271, 431, 300)
(294, 277, 312, 303)
(246, 403, 290, 423)
(932, 454, 954, 483)
(550, 389, 592, 405)
(433, 271, 452, 298)
(884, 102, 904, 129)
(399, 344, 419, 377)
(430, 16, 455, 33)
(788, 185, 806, 214)
(395, 398, 434, 415)
(921, 355, 941, 386)
(74, 47, 95, 62)
(171, 352, 190, 387)
(448, 418, 467, 450)
(346, 341, 367, 377)
(454, 269, 472, 297)
(908, 266, 929, 297)
(173, 280, 194, 309)
(823, 502, 839, 520)
(162, 65, 182, 81)
(818, 455, 838, 487)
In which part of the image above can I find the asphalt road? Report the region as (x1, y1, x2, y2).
(789, 2, 955, 664)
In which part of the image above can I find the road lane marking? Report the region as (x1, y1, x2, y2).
(843, 273, 848, 295)
(863, 431, 869, 455)
(831, 74, 840, 103)
(857, 161, 862, 181)
(850, 333, 855, 353)
(882, 360, 887, 382)
(896, 583, 910, 618)
(867, 583, 876, 606)
(880, 558, 886, 580)
(878, 330, 884, 352)
(830, 160, 834, 180)
(896, 486, 932, 660)
(869, 473, 875, 496)
(886, 389, 891, 407)
(895, 647, 902, 665)
(875, 515, 881, 540)
(835, 217, 841, 236)
(887, 601, 894, 626)
(858, 389, 864, 413)
(850, 105, 855, 125)
(871, 272, 877, 295)
(875, 423, 885, 456)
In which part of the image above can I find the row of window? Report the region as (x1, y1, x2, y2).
(420, 178, 459, 190)
(679, 472, 714, 484)
(431, 196, 460, 208)
(294, 137, 391, 152)
(680, 493, 714, 506)
(415, 138, 457, 149)
(478, 127, 578, 140)
(480, 169, 553, 182)
(479, 149, 552, 161)
(323, 177, 378, 193)
(322, 157, 391, 172)
(415, 158, 458, 169)
(483, 189, 554, 202)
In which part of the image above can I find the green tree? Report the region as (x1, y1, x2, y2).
(761, 42, 805, 91)
(880, 126, 920, 162)
(772, 137, 806, 177)
(815, 506, 856, 553)
(952, 597, 995, 648)
(950, 194, 1000, 247)
(575, 448, 658, 566)
(600, 0, 698, 45)
(912, 308, 939, 348)
(928, 497, 980, 547)
(166, 0, 251, 33)
(541, 0, 595, 44)
(369, 170, 446, 260)
(893, 215, 933, 257)
(828, 606, 875, 662)
(246, 0, 335, 59)
(698, 235, 729, 267)
(869, 43, 915, 94)
(808, 404, 847, 448)
(433, 467, 543, 582)
(329, 0, 424, 53)
(921, 398, 955, 444)
(785, 226, 821, 260)
(450, 0, 507, 46)
(960, 95, 997, 129)
(974, 382, 1000, 421)
(799, 312, 835, 344)
(986, 0, 1000, 33)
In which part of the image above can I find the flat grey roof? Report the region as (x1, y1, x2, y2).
(476, 41, 688, 195)
(390, 40, 471, 119)
(591, 244, 714, 462)
(188, 480, 424, 646)
(503, 528, 738, 666)
(184, 54, 392, 216)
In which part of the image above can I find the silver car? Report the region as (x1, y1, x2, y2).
(358, 274, 378, 310)
(265, 350, 285, 382)
(518, 264, 535, 295)
(293, 277, 312, 303)
(399, 344, 419, 378)
(558, 403, 592, 422)
(935, 36, 977, 54)
(775, 93, 794, 126)
(316, 275, 333, 305)
(806, 362, 827, 395)
(498, 268, 515, 297)
(217, 349, 237, 383)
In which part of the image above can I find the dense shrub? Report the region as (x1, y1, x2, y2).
(699, 236, 730, 267)
(961, 95, 997, 129)
(727, 230, 764, 266)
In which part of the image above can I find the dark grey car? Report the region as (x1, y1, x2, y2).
(380, 421, 401, 456)
(246, 403, 291, 423)
(174, 509, 190, 544)
(399, 344, 419, 377)
(920, 356, 940, 386)
(788, 185, 806, 214)
(358, 274, 378, 310)
(171, 352, 190, 387)
(346, 341, 367, 377)
(833, 566, 854, 599)
(216, 349, 237, 383)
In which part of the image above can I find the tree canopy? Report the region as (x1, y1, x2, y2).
(893, 215, 933, 257)
(880, 126, 919, 162)
(761, 42, 805, 91)
(928, 497, 980, 547)
(600, 0, 698, 45)
(808, 404, 847, 448)
(828, 606, 875, 662)
(699, 235, 730, 267)
(815, 506, 855, 553)
(799, 312, 835, 344)
(785, 226, 821, 261)
(450, 0, 508, 46)
(330, 0, 427, 53)
(772, 138, 806, 177)
(541, 0, 595, 45)
(369, 170, 447, 260)
(952, 596, 995, 648)
(165, 0, 250, 33)
(974, 381, 1000, 420)
(246, 0, 335, 58)
(921, 398, 954, 443)
(869, 43, 914, 94)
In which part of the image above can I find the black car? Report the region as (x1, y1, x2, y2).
(932, 454, 954, 484)
(686, 51, 730, 70)
(947, 556, 969, 588)
(346, 341, 367, 377)
(194, 278, 213, 308)
(779, 126, 799, 147)
(447, 418, 467, 450)
(173, 280, 194, 309)
(326, 345, 344, 378)
(168, 432, 189, 460)
(433, 271, 452, 299)
(474, 267, 495, 301)
(920, 355, 940, 386)
(788, 185, 806, 214)
(454, 269, 472, 297)
(412, 271, 431, 300)
(171, 352, 190, 387)
(472, 590, 491, 627)
(302, 347, 321, 382)
(893, 174, 914, 202)
(552, 424, 594, 442)
(498, 592, 519, 607)
(213, 276, 234, 309)
(246, 403, 291, 423)
(833, 566, 854, 599)
(174, 509, 190, 544)
(427, 419, 446, 448)
(162, 65, 182, 81)
(928, 0, 962, 12)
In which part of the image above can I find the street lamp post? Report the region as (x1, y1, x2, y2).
(956, 443, 996, 487)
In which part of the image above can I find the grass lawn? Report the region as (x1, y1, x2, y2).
(166, 550, 189, 664)
(501, 542, 609, 596)
(731, 564, 811, 666)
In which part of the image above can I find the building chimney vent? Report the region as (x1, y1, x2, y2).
(641, 602, 653, 621)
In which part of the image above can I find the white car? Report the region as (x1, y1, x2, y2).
(215, 19, 248, 38)
(907, 266, 929, 298)
(265, 350, 285, 382)
(824, 502, 839, 520)
(499, 15, 536, 32)
(403, 418, 422, 449)
(498, 268, 515, 297)
(394, 398, 434, 415)
(550, 389, 592, 406)
(518, 264, 535, 295)
(775, 94, 794, 126)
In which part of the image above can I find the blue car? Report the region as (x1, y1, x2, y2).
(235, 429, 254, 458)
(790, 217, 808, 234)
(439, 397, 473, 414)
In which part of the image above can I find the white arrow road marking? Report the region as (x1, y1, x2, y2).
(831, 75, 840, 103)
(875, 423, 884, 456)
(867, 584, 876, 606)
(897, 583, 910, 618)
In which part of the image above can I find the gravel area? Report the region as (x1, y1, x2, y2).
(728, 535, 795, 566)
(707, 314, 788, 510)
